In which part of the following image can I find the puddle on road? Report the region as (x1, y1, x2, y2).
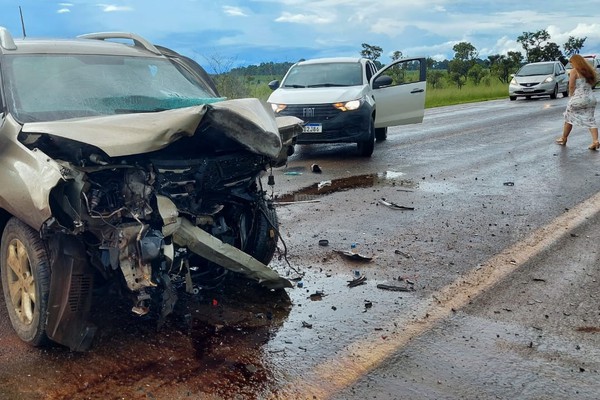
(276, 171, 416, 202)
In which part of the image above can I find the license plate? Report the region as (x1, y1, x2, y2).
(523, 87, 534, 92)
(303, 123, 322, 133)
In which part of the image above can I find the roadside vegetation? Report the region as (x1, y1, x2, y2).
(206, 29, 588, 108)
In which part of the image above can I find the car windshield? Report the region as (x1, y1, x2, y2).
(516, 64, 554, 76)
(2, 54, 222, 123)
(281, 62, 363, 88)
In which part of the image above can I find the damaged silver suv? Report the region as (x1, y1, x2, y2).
(0, 28, 300, 351)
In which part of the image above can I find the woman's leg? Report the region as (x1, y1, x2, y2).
(557, 122, 573, 144)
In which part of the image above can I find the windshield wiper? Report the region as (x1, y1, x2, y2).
(306, 83, 347, 88)
(283, 84, 307, 88)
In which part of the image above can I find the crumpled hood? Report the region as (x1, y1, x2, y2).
(268, 85, 369, 105)
(21, 98, 284, 158)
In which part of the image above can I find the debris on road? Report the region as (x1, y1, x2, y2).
(376, 284, 415, 292)
(379, 198, 415, 210)
(335, 249, 374, 261)
(318, 180, 332, 190)
(309, 291, 325, 301)
(348, 275, 367, 287)
(503, 181, 515, 186)
(318, 239, 329, 246)
(311, 164, 322, 173)
(394, 249, 411, 258)
(301, 321, 313, 329)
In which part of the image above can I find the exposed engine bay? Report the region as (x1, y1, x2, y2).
(13, 99, 301, 350)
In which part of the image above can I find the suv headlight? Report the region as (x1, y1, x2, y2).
(510, 78, 517, 85)
(270, 103, 287, 113)
(333, 98, 362, 112)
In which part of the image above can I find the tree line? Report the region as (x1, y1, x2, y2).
(226, 29, 589, 91)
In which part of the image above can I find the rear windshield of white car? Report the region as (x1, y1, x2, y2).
(282, 62, 363, 88)
(516, 64, 554, 76)
(2, 54, 222, 123)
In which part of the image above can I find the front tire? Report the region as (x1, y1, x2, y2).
(357, 118, 375, 157)
(1, 218, 50, 346)
(375, 127, 388, 142)
(509, 96, 517, 101)
(243, 197, 279, 265)
(550, 84, 558, 99)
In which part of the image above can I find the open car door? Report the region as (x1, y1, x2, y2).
(371, 57, 426, 128)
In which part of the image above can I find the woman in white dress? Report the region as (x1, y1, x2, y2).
(556, 54, 599, 149)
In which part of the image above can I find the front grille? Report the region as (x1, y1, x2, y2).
(280, 104, 340, 122)
(521, 82, 540, 87)
(152, 153, 265, 198)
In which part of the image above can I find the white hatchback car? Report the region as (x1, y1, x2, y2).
(267, 57, 427, 157)
(509, 61, 569, 101)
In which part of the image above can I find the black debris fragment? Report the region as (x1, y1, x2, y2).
(503, 181, 515, 186)
(348, 275, 367, 287)
(376, 284, 415, 292)
(311, 164, 322, 173)
(301, 321, 313, 329)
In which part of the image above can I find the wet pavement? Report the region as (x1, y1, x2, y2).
(2, 95, 600, 399)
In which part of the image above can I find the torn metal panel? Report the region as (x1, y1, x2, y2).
(173, 217, 292, 289)
(205, 98, 283, 159)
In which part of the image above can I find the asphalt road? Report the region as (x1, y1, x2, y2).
(1, 93, 599, 399)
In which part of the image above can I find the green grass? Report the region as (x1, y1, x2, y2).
(425, 80, 508, 108)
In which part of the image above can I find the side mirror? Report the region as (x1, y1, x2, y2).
(373, 75, 393, 89)
(268, 80, 280, 90)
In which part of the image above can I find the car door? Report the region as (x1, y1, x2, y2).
(371, 57, 426, 128)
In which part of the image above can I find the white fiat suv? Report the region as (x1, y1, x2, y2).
(267, 57, 427, 157)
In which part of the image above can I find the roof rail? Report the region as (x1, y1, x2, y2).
(77, 32, 161, 55)
(0, 26, 17, 50)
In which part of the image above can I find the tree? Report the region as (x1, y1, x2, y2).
(360, 43, 382, 61)
(563, 36, 587, 57)
(489, 51, 523, 83)
(390, 50, 403, 61)
(517, 30, 550, 62)
(453, 42, 478, 61)
(467, 64, 485, 85)
(447, 42, 477, 88)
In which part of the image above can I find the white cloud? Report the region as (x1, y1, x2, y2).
(275, 12, 334, 24)
(57, 8, 71, 14)
(223, 6, 248, 17)
(58, 2, 73, 6)
(97, 4, 134, 12)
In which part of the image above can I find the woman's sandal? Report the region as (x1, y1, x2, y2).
(589, 142, 600, 150)
(556, 137, 567, 145)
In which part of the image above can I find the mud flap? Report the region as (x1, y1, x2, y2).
(46, 234, 97, 351)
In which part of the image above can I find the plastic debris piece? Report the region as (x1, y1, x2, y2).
(318, 239, 329, 246)
(301, 321, 313, 329)
(309, 291, 325, 301)
(335, 249, 373, 261)
(311, 164, 322, 173)
(317, 180, 332, 190)
(283, 171, 302, 176)
(394, 249, 411, 258)
(297, 281, 304, 288)
(377, 284, 415, 292)
(347, 275, 367, 287)
(503, 181, 515, 186)
(379, 198, 414, 210)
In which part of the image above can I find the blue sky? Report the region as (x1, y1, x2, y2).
(1, 1, 599, 71)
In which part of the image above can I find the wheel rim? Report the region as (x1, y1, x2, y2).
(5, 238, 36, 325)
